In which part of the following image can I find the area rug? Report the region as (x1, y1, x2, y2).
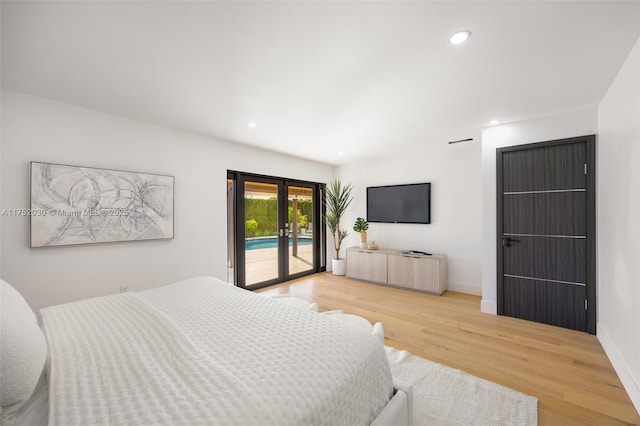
(385, 346, 538, 426)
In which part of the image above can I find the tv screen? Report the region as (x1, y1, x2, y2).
(367, 183, 431, 224)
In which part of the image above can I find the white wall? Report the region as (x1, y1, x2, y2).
(596, 38, 640, 414)
(0, 90, 333, 310)
(480, 109, 598, 314)
(335, 136, 483, 295)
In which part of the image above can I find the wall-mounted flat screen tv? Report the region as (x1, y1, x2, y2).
(366, 183, 431, 224)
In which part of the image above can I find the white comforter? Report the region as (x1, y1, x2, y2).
(40, 277, 393, 425)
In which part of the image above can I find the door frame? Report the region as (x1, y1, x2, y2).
(228, 170, 326, 290)
(284, 180, 325, 282)
(496, 135, 596, 334)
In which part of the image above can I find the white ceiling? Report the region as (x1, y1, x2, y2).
(2, 1, 639, 165)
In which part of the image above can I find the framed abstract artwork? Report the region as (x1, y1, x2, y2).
(30, 162, 174, 247)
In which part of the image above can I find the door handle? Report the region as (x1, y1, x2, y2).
(502, 236, 520, 247)
(279, 228, 290, 237)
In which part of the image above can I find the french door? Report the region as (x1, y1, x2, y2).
(228, 171, 325, 290)
(497, 135, 596, 334)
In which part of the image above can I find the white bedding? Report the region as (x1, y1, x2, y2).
(5, 372, 49, 426)
(40, 277, 393, 425)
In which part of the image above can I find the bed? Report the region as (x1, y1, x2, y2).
(0, 277, 412, 425)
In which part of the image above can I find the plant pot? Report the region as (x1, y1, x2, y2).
(332, 258, 346, 276)
(359, 230, 367, 249)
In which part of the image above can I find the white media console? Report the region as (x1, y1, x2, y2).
(346, 247, 447, 294)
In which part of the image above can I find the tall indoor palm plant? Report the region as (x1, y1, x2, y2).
(325, 180, 353, 275)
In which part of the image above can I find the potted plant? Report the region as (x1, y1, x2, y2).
(325, 180, 353, 275)
(353, 217, 369, 249)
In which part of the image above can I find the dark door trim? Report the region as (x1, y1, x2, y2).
(236, 173, 285, 289)
(496, 135, 596, 334)
(228, 170, 326, 291)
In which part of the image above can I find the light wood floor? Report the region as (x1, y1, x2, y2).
(257, 272, 640, 426)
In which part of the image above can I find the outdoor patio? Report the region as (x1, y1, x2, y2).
(245, 244, 314, 285)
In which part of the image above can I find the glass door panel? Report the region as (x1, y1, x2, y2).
(244, 180, 281, 287)
(227, 178, 235, 285)
(287, 185, 315, 277)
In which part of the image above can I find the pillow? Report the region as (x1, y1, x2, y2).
(0, 280, 48, 420)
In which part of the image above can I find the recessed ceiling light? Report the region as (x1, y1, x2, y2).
(247, 122, 257, 128)
(449, 30, 471, 45)
(489, 119, 500, 126)
(338, 151, 344, 156)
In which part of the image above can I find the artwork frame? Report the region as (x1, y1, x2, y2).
(30, 162, 174, 248)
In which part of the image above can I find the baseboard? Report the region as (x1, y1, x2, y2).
(597, 323, 640, 415)
(447, 282, 482, 296)
(480, 299, 497, 315)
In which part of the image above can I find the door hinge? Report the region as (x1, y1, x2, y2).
(584, 163, 587, 175)
(584, 299, 588, 310)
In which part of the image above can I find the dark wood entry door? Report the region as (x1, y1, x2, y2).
(497, 135, 596, 334)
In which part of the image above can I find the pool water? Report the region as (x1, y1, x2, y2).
(245, 236, 312, 250)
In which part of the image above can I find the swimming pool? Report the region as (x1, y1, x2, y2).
(245, 236, 312, 250)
